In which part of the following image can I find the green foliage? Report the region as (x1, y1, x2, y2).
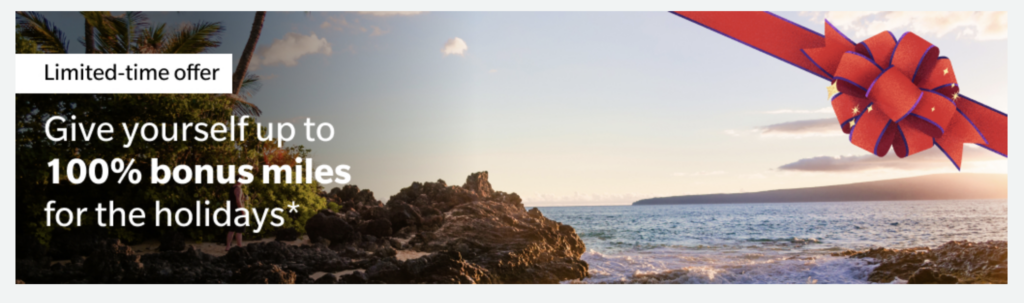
(15, 12, 68, 53)
(16, 27, 42, 54)
(246, 178, 326, 238)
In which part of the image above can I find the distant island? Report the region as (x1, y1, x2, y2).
(633, 173, 1007, 205)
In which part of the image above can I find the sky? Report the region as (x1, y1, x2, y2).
(29, 11, 1009, 206)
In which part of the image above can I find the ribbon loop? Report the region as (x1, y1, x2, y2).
(866, 69, 922, 122)
(834, 52, 881, 92)
(856, 31, 897, 69)
(891, 32, 940, 84)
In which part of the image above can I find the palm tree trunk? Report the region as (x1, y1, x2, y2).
(84, 19, 95, 53)
(233, 11, 266, 95)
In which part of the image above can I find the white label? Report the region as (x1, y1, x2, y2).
(15, 54, 233, 94)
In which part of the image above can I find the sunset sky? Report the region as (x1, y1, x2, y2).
(38, 11, 1009, 206)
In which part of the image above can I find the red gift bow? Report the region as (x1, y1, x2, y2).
(673, 11, 1007, 169)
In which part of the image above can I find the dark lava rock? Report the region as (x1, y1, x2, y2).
(402, 251, 494, 283)
(839, 240, 1007, 284)
(359, 206, 390, 221)
(908, 267, 959, 284)
(275, 227, 300, 242)
(365, 259, 405, 283)
(305, 209, 356, 244)
(21, 172, 588, 285)
(83, 239, 144, 283)
(387, 200, 422, 231)
(141, 245, 225, 283)
(230, 262, 297, 284)
(339, 271, 368, 284)
(410, 202, 587, 282)
(158, 231, 186, 252)
(45, 227, 110, 259)
(463, 171, 494, 198)
(365, 218, 393, 238)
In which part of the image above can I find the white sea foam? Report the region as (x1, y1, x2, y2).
(575, 248, 877, 284)
(544, 200, 1007, 284)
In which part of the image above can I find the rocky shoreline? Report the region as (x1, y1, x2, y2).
(833, 240, 1007, 284)
(15, 172, 589, 284)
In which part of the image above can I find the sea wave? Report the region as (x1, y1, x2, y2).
(571, 248, 878, 284)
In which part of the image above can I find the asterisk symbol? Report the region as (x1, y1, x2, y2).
(287, 201, 300, 213)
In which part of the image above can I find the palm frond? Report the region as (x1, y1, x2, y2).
(15, 11, 68, 53)
(138, 23, 166, 53)
(162, 21, 223, 53)
(238, 73, 262, 100)
(101, 11, 149, 53)
(222, 94, 263, 117)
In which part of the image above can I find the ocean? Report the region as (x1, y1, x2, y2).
(539, 199, 1008, 284)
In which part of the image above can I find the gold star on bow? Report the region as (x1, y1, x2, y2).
(943, 68, 949, 76)
(931, 107, 936, 112)
(827, 81, 840, 99)
(867, 105, 873, 113)
(852, 106, 860, 115)
(952, 92, 960, 100)
(849, 120, 856, 127)
(951, 83, 956, 88)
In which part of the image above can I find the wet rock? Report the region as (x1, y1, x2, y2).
(275, 227, 300, 242)
(843, 240, 1007, 284)
(908, 268, 958, 284)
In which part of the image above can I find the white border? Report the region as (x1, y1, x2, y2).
(3, 1, 1018, 302)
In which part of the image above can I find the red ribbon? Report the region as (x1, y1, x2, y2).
(673, 11, 1007, 169)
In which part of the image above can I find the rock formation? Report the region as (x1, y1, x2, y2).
(833, 240, 1007, 284)
(14, 172, 588, 284)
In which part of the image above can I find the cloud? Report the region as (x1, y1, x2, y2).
(320, 16, 358, 33)
(359, 11, 424, 17)
(251, 32, 332, 69)
(757, 118, 843, 137)
(369, 26, 388, 37)
(672, 171, 727, 177)
(778, 146, 1006, 172)
(765, 107, 832, 114)
(804, 11, 1007, 40)
(442, 37, 468, 56)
